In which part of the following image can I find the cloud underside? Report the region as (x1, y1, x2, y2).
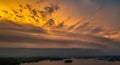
(0, 20, 120, 49)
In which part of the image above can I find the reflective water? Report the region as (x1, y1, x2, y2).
(22, 59, 120, 65)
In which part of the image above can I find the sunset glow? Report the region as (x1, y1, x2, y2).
(0, 0, 120, 49)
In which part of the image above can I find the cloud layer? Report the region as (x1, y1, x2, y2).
(0, 0, 119, 51)
(0, 20, 120, 50)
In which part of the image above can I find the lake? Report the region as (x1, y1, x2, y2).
(22, 59, 120, 65)
(0, 48, 120, 65)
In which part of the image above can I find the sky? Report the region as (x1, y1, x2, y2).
(0, 0, 120, 50)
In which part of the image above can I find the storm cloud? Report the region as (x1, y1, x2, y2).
(0, 20, 120, 49)
(0, 0, 119, 52)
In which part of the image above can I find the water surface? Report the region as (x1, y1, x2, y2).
(22, 59, 120, 65)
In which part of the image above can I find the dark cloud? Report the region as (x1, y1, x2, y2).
(0, 20, 46, 33)
(26, 4, 32, 10)
(32, 9, 37, 16)
(12, 9, 18, 14)
(0, 31, 107, 49)
(67, 19, 85, 31)
(89, 27, 104, 34)
(0, 20, 120, 49)
(75, 22, 90, 31)
(2, 10, 8, 14)
(16, 15, 23, 18)
(43, 19, 55, 28)
(44, 4, 59, 15)
(19, 9, 23, 12)
(56, 21, 64, 29)
(19, 5, 23, 8)
(38, 10, 47, 18)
